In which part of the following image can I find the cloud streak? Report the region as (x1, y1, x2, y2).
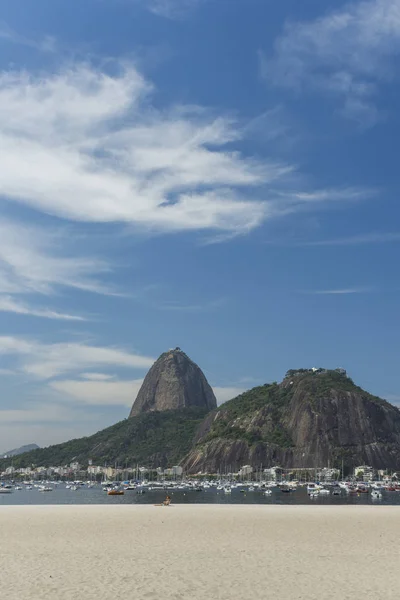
(0, 64, 278, 236)
(263, 0, 400, 124)
(303, 288, 372, 295)
(306, 232, 400, 246)
(0, 21, 56, 52)
(0, 295, 85, 321)
(0, 219, 113, 297)
(0, 62, 369, 241)
(0, 336, 155, 379)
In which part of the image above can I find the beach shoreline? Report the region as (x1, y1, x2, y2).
(2, 505, 400, 599)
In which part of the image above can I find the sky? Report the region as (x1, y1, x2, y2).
(0, 0, 400, 452)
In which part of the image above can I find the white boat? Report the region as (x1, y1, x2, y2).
(319, 488, 330, 495)
(248, 486, 255, 492)
(39, 487, 53, 492)
(0, 488, 12, 494)
(307, 483, 319, 494)
(371, 490, 382, 500)
(264, 489, 272, 496)
(224, 487, 232, 494)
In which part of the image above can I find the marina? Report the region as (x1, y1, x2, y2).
(1, 479, 400, 505)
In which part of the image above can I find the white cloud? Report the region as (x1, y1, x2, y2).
(0, 64, 285, 236)
(0, 219, 113, 296)
(0, 295, 85, 321)
(213, 386, 247, 406)
(0, 368, 15, 376)
(143, 0, 204, 18)
(49, 379, 245, 408)
(39, 377, 247, 409)
(50, 378, 143, 406)
(306, 232, 400, 246)
(120, 0, 205, 18)
(304, 288, 372, 295)
(80, 373, 116, 381)
(263, 0, 400, 124)
(0, 21, 56, 52)
(0, 336, 154, 379)
(0, 403, 80, 424)
(0, 62, 361, 239)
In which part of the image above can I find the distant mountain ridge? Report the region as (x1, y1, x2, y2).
(1, 444, 40, 458)
(2, 364, 400, 474)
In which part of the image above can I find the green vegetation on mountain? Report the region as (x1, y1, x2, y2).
(0, 407, 208, 470)
(3, 367, 400, 475)
(182, 369, 400, 473)
(203, 383, 294, 447)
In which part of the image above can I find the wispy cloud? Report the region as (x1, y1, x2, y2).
(121, 0, 205, 18)
(0, 62, 369, 240)
(0, 64, 274, 236)
(263, 0, 400, 124)
(156, 298, 225, 311)
(80, 373, 116, 381)
(0, 295, 85, 321)
(0, 21, 56, 52)
(50, 378, 143, 406)
(306, 232, 400, 246)
(303, 288, 372, 295)
(0, 219, 113, 297)
(0, 336, 155, 379)
(51, 377, 245, 408)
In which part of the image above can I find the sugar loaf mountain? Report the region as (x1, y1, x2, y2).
(2, 348, 400, 472)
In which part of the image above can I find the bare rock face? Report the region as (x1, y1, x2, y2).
(129, 348, 217, 417)
(181, 369, 400, 473)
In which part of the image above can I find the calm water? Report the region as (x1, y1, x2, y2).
(1, 485, 400, 505)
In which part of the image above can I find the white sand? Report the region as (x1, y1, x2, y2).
(1, 505, 400, 599)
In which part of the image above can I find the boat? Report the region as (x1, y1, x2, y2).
(108, 489, 125, 496)
(224, 487, 232, 494)
(39, 487, 53, 492)
(319, 488, 330, 495)
(0, 488, 13, 494)
(248, 486, 255, 492)
(264, 490, 272, 496)
(371, 490, 382, 500)
(307, 483, 320, 494)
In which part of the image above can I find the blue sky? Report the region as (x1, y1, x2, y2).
(0, 0, 400, 451)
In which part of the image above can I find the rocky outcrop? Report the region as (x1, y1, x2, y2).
(129, 348, 217, 417)
(182, 370, 400, 472)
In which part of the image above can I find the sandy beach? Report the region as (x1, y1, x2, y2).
(1, 505, 399, 599)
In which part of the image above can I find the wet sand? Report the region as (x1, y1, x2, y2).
(1, 505, 399, 599)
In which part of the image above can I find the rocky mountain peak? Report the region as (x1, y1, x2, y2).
(129, 347, 217, 417)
